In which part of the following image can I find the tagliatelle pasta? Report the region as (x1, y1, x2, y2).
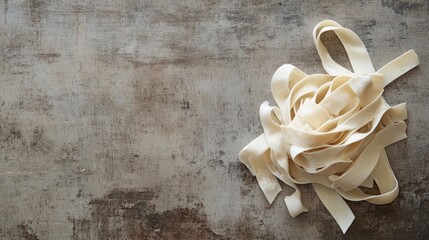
(239, 20, 419, 233)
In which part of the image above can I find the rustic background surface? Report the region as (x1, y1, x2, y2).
(0, 0, 428, 239)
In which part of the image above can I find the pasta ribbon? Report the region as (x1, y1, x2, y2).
(239, 20, 419, 233)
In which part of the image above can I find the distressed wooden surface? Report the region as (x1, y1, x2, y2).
(0, 0, 428, 239)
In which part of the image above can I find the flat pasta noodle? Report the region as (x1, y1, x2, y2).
(238, 20, 419, 234)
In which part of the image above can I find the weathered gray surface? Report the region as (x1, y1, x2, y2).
(0, 0, 428, 239)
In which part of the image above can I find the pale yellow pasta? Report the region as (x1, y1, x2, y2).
(239, 20, 419, 233)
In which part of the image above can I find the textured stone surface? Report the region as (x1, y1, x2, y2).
(0, 0, 428, 239)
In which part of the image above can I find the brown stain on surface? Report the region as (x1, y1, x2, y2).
(17, 222, 40, 240)
(0, 121, 22, 144)
(30, 127, 52, 154)
(71, 188, 227, 239)
(37, 53, 61, 63)
(3, 0, 8, 24)
(227, 162, 256, 185)
(402, 176, 428, 196)
(144, 208, 226, 239)
(28, 0, 47, 25)
(18, 92, 54, 115)
(208, 150, 226, 169)
(381, 0, 424, 14)
(71, 219, 90, 240)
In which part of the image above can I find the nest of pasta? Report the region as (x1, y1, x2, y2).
(239, 20, 419, 233)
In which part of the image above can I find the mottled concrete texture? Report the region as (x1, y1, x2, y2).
(0, 0, 428, 239)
